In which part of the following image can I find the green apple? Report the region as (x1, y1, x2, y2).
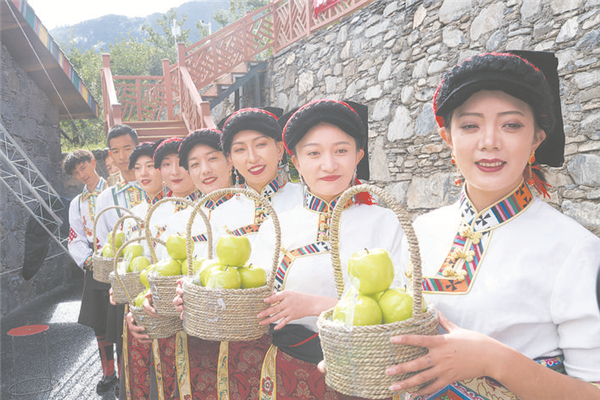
(238, 265, 267, 288)
(348, 248, 394, 295)
(368, 291, 386, 302)
(133, 289, 148, 307)
(139, 267, 152, 288)
(199, 259, 225, 286)
(102, 243, 114, 258)
(108, 231, 125, 249)
(216, 235, 251, 267)
(166, 234, 190, 261)
(333, 293, 383, 326)
(206, 266, 241, 289)
(378, 288, 413, 324)
(181, 258, 205, 275)
(130, 256, 150, 272)
(123, 243, 144, 260)
(155, 258, 182, 277)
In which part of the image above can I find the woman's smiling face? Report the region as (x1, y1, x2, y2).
(444, 90, 545, 210)
(292, 122, 363, 202)
(187, 143, 232, 194)
(228, 130, 284, 192)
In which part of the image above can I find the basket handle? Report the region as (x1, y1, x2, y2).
(144, 197, 195, 262)
(113, 235, 158, 305)
(110, 213, 144, 256)
(197, 188, 281, 290)
(329, 184, 423, 317)
(185, 201, 212, 275)
(92, 205, 134, 256)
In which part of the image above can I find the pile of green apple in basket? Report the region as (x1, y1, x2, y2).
(333, 248, 422, 327)
(114, 232, 266, 307)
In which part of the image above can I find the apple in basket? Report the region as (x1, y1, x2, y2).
(206, 266, 242, 289)
(129, 256, 150, 273)
(238, 264, 267, 288)
(102, 243, 114, 257)
(166, 234, 191, 261)
(181, 258, 205, 275)
(108, 231, 126, 249)
(378, 288, 413, 324)
(124, 243, 144, 260)
(333, 293, 383, 326)
(216, 235, 251, 267)
(199, 260, 226, 286)
(139, 266, 153, 288)
(348, 248, 394, 295)
(155, 258, 182, 277)
(133, 289, 148, 307)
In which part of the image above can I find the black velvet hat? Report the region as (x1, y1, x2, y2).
(128, 142, 159, 170)
(153, 137, 182, 169)
(433, 51, 564, 167)
(178, 129, 223, 169)
(220, 107, 284, 154)
(282, 99, 370, 180)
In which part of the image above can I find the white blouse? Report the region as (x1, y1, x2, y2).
(250, 191, 406, 332)
(409, 183, 600, 382)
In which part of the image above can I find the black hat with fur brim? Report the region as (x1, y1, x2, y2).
(128, 142, 159, 170)
(219, 107, 284, 154)
(178, 129, 223, 169)
(282, 99, 370, 180)
(153, 137, 182, 169)
(433, 51, 564, 167)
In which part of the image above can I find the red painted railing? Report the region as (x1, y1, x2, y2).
(102, 0, 376, 133)
(181, 0, 377, 92)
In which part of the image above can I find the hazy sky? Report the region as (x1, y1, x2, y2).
(27, 0, 195, 30)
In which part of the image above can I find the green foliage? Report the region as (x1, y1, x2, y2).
(59, 10, 192, 150)
(141, 8, 191, 68)
(214, 0, 269, 28)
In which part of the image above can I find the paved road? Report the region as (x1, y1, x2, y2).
(1, 278, 118, 400)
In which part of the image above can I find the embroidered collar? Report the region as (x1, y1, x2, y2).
(204, 193, 234, 210)
(459, 180, 534, 232)
(114, 179, 140, 194)
(246, 175, 285, 199)
(81, 178, 106, 202)
(420, 180, 534, 294)
(146, 188, 167, 205)
(304, 191, 354, 213)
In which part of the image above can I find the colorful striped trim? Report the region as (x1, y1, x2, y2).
(191, 234, 207, 243)
(203, 193, 234, 210)
(422, 182, 532, 294)
(230, 224, 260, 237)
(274, 242, 331, 291)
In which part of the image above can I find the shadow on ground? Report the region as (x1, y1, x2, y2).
(1, 278, 118, 399)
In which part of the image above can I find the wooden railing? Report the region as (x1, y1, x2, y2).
(101, 54, 122, 131)
(102, 0, 376, 132)
(176, 43, 216, 130)
(181, 0, 377, 91)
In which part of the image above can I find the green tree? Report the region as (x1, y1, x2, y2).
(142, 8, 190, 69)
(59, 31, 105, 149)
(214, 0, 269, 28)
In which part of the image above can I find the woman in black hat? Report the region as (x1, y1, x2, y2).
(386, 52, 600, 399)
(251, 99, 406, 399)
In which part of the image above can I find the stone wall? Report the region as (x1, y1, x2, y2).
(260, 0, 600, 235)
(0, 44, 79, 316)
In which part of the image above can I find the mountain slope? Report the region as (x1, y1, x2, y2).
(51, 0, 228, 51)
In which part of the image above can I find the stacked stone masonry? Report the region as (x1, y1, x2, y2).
(236, 0, 599, 235)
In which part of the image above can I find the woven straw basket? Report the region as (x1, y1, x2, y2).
(145, 197, 196, 317)
(109, 213, 146, 304)
(113, 235, 182, 339)
(92, 205, 131, 283)
(317, 184, 439, 399)
(181, 188, 281, 342)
